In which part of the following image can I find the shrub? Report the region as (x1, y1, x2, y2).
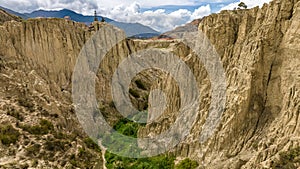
(175, 158, 199, 169)
(0, 125, 20, 145)
(113, 118, 140, 138)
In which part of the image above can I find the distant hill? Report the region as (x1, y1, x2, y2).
(109, 21, 160, 37)
(0, 7, 160, 38)
(0, 6, 29, 19)
(159, 19, 201, 39)
(24, 9, 113, 24)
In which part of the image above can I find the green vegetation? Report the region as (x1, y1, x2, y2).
(175, 158, 199, 169)
(0, 124, 20, 145)
(104, 118, 176, 168)
(106, 152, 175, 169)
(20, 119, 54, 135)
(271, 147, 300, 169)
(113, 118, 141, 138)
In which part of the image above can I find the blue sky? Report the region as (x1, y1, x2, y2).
(0, 0, 271, 32)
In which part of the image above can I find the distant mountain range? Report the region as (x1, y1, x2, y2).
(0, 7, 160, 38)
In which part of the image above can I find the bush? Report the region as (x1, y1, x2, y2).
(0, 125, 20, 145)
(175, 158, 199, 169)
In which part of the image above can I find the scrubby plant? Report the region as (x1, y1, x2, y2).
(0, 124, 20, 145)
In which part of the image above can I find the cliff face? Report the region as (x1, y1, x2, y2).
(0, 19, 105, 168)
(138, 0, 299, 168)
(0, 0, 299, 168)
(142, 0, 299, 168)
(0, 9, 21, 24)
(196, 0, 300, 168)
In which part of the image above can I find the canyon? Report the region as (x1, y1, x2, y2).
(0, 0, 299, 168)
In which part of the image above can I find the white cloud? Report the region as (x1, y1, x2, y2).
(220, 0, 272, 11)
(101, 3, 211, 32)
(0, 0, 273, 33)
(0, 0, 97, 14)
(191, 4, 211, 20)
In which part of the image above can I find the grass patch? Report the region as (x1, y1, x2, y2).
(0, 124, 20, 145)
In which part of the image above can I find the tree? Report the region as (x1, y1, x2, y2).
(101, 17, 105, 22)
(238, 2, 248, 9)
